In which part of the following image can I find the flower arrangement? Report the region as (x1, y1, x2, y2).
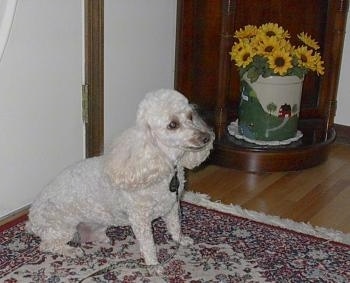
(229, 23, 325, 82)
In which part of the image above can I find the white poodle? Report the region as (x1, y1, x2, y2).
(26, 89, 214, 269)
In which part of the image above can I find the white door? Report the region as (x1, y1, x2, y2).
(0, 0, 84, 218)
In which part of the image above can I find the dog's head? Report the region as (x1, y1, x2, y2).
(136, 89, 214, 167)
(105, 89, 214, 190)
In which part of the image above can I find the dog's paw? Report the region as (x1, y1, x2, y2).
(179, 235, 194, 246)
(59, 246, 85, 258)
(40, 242, 85, 258)
(94, 233, 111, 244)
(147, 264, 164, 276)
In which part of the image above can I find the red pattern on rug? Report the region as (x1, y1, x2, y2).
(1, 202, 349, 282)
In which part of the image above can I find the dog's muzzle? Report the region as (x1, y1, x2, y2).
(189, 131, 212, 148)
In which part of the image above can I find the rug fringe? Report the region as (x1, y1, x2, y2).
(183, 191, 350, 245)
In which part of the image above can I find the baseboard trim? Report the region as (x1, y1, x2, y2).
(334, 124, 350, 143)
(0, 205, 30, 228)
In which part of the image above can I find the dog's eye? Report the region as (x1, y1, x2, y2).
(167, 121, 179, 130)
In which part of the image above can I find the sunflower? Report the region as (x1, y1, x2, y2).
(255, 35, 279, 56)
(233, 45, 255, 68)
(268, 49, 293, 75)
(298, 32, 320, 50)
(229, 39, 247, 59)
(294, 46, 315, 70)
(313, 52, 325, 75)
(234, 25, 258, 40)
(259, 22, 290, 39)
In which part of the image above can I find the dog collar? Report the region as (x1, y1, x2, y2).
(169, 166, 179, 200)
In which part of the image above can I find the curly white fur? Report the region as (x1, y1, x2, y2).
(26, 89, 214, 268)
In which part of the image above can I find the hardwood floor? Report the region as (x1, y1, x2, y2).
(187, 142, 350, 233)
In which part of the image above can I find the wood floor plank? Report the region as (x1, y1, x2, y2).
(221, 172, 285, 205)
(187, 142, 350, 233)
(309, 183, 350, 232)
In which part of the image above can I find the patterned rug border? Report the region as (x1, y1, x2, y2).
(183, 191, 350, 246)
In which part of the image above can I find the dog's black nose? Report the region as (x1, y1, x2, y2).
(202, 133, 211, 144)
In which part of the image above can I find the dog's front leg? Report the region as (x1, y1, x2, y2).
(128, 212, 158, 266)
(164, 203, 193, 246)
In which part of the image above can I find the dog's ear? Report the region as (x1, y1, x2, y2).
(104, 127, 171, 190)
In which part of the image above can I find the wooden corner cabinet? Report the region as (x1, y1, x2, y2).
(175, 0, 349, 172)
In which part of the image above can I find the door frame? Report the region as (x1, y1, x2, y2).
(84, 0, 104, 157)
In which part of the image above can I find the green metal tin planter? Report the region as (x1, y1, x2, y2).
(238, 74, 304, 142)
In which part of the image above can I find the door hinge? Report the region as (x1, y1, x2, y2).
(82, 84, 89, 123)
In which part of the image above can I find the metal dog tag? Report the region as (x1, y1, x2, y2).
(169, 168, 180, 200)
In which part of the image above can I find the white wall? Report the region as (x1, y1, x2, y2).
(335, 14, 350, 126)
(0, 0, 84, 218)
(104, 0, 177, 147)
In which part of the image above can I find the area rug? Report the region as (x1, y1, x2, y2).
(1, 192, 349, 282)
